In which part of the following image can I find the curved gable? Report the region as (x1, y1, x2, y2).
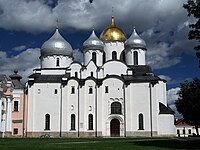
(103, 61, 127, 76)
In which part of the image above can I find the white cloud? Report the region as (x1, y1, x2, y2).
(73, 49, 83, 63)
(167, 87, 182, 118)
(0, 51, 7, 58)
(146, 42, 182, 69)
(12, 45, 27, 52)
(158, 75, 171, 82)
(0, 48, 40, 83)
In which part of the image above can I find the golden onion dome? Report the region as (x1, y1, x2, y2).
(100, 16, 126, 42)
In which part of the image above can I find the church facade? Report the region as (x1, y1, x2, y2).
(27, 17, 175, 137)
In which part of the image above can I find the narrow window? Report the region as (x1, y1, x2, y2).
(112, 51, 117, 60)
(56, 58, 60, 67)
(13, 128, 18, 135)
(177, 129, 180, 134)
(134, 51, 138, 65)
(54, 89, 57, 94)
(71, 114, 75, 130)
(103, 52, 106, 63)
(120, 51, 125, 62)
(91, 72, 93, 77)
(75, 72, 78, 78)
(14, 101, 19, 111)
(71, 86, 75, 94)
(183, 129, 185, 134)
(138, 113, 144, 130)
(92, 52, 96, 64)
(111, 102, 122, 114)
(45, 114, 50, 130)
(89, 87, 93, 94)
(105, 86, 109, 93)
(38, 89, 41, 94)
(88, 114, 93, 130)
(188, 129, 191, 134)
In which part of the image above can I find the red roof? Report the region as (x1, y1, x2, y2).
(175, 119, 192, 127)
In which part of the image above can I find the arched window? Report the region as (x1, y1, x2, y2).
(177, 129, 180, 135)
(138, 113, 144, 130)
(71, 114, 75, 130)
(88, 114, 93, 130)
(134, 51, 138, 65)
(103, 52, 106, 63)
(111, 102, 122, 114)
(112, 51, 117, 60)
(188, 129, 191, 134)
(75, 72, 78, 78)
(92, 52, 96, 64)
(45, 114, 50, 130)
(91, 72, 93, 77)
(183, 129, 185, 134)
(71, 86, 75, 94)
(120, 51, 125, 62)
(89, 87, 93, 94)
(56, 58, 60, 67)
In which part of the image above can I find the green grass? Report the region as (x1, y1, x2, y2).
(0, 137, 200, 150)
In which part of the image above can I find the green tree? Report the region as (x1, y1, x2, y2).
(176, 78, 200, 135)
(183, 0, 200, 68)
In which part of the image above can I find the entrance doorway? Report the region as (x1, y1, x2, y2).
(110, 119, 120, 137)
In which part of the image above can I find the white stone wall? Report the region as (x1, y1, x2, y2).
(84, 50, 103, 66)
(125, 49, 146, 65)
(41, 55, 72, 69)
(70, 63, 82, 78)
(158, 114, 176, 135)
(104, 42, 124, 61)
(129, 83, 151, 132)
(103, 61, 127, 77)
(41, 69, 66, 75)
(102, 78, 124, 136)
(28, 83, 61, 132)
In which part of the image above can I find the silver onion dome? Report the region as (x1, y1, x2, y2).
(83, 30, 104, 51)
(41, 28, 73, 57)
(125, 27, 146, 50)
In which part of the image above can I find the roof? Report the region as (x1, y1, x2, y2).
(128, 65, 153, 75)
(159, 102, 174, 115)
(175, 119, 191, 126)
(29, 74, 64, 83)
(9, 71, 24, 89)
(125, 28, 146, 50)
(41, 28, 73, 57)
(28, 65, 162, 85)
(12, 80, 24, 89)
(0, 74, 9, 82)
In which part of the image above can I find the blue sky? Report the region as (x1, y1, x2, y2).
(0, 0, 199, 116)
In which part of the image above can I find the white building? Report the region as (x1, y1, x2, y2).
(27, 17, 175, 137)
(175, 119, 199, 137)
(0, 75, 13, 137)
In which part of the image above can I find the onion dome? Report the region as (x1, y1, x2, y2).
(83, 30, 104, 50)
(100, 16, 126, 42)
(125, 27, 146, 50)
(41, 27, 73, 57)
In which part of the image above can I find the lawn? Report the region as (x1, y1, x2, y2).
(0, 137, 199, 150)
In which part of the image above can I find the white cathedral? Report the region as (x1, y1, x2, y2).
(27, 17, 175, 137)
